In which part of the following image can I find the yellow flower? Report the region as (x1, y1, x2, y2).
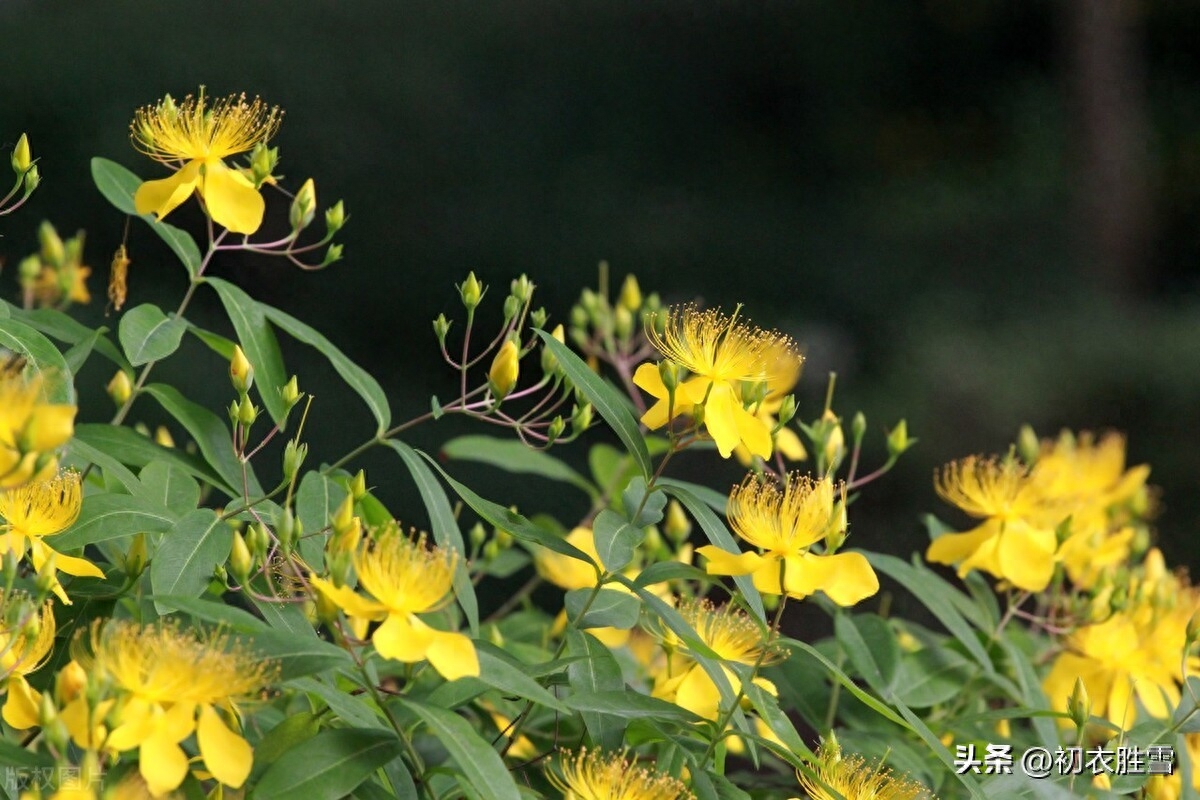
(0, 598, 55, 730)
(533, 526, 630, 648)
(652, 599, 779, 721)
(633, 306, 799, 459)
(131, 88, 282, 234)
(925, 456, 1058, 592)
(734, 344, 806, 466)
(698, 473, 878, 605)
(69, 620, 275, 796)
(549, 748, 694, 800)
(796, 735, 933, 799)
(0, 470, 103, 603)
(311, 523, 479, 681)
(0, 367, 76, 490)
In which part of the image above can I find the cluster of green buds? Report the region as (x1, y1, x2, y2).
(324, 492, 363, 588)
(18, 221, 90, 310)
(568, 262, 662, 363)
(226, 345, 303, 456)
(1, 133, 39, 217)
(430, 272, 592, 449)
(238, 149, 347, 270)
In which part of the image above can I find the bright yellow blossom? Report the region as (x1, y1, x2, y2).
(0, 598, 55, 729)
(534, 526, 631, 648)
(796, 735, 933, 800)
(131, 88, 282, 234)
(68, 620, 276, 797)
(699, 473, 878, 605)
(734, 342, 806, 466)
(634, 306, 799, 459)
(0, 470, 103, 603)
(549, 748, 694, 800)
(311, 522, 479, 681)
(0, 367, 76, 489)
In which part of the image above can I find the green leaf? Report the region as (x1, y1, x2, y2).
(660, 481, 765, 624)
(150, 509, 231, 613)
(395, 698, 522, 800)
(143, 383, 259, 497)
(441, 434, 595, 496)
(292, 676, 385, 729)
(90, 157, 202, 278)
(564, 691, 701, 723)
(0, 318, 73, 402)
(73, 424, 230, 495)
(894, 647, 973, 708)
(389, 442, 478, 636)
(566, 630, 625, 750)
(9, 306, 130, 372)
(535, 328, 652, 478)
(621, 476, 667, 526)
(565, 587, 641, 630)
(247, 579, 316, 639)
(252, 728, 402, 800)
(1174, 676, 1200, 733)
(187, 324, 237, 359)
(55, 492, 176, 550)
(118, 303, 187, 366)
(152, 595, 266, 633)
(260, 303, 391, 435)
(135, 461, 201, 516)
(63, 437, 141, 494)
(295, 471, 344, 567)
(833, 613, 900, 699)
(592, 508, 642, 573)
(473, 642, 569, 713)
(249, 712, 321, 781)
(206, 277, 290, 429)
(62, 328, 101, 374)
(250, 629, 353, 680)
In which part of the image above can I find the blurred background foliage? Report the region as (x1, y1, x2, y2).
(1, 1, 1197, 586)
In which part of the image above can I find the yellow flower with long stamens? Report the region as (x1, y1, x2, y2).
(131, 88, 282, 234)
(0, 470, 103, 604)
(311, 522, 479, 681)
(698, 473, 878, 605)
(69, 620, 276, 797)
(735, 342, 806, 466)
(549, 748, 694, 800)
(0, 366, 76, 489)
(0, 597, 55, 729)
(633, 306, 800, 459)
(925, 456, 1058, 591)
(796, 735, 933, 800)
(652, 599, 780, 721)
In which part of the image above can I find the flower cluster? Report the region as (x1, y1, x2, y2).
(0, 365, 75, 489)
(549, 748, 694, 800)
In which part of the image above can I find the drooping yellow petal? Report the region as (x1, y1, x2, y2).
(199, 161, 266, 234)
(197, 704, 254, 788)
(782, 551, 879, 606)
(2, 676, 41, 729)
(702, 382, 745, 458)
(733, 401, 772, 460)
(134, 160, 202, 220)
(139, 725, 191, 797)
(371, 612, 435, 663)
(697, 544, 765, 577)
(425, 629, 480, 682)
(37, 543, 104, 578)
(309, 575, 388, 621)
(993, 520, 1057, 591)
(674, 665, 723, 720)
(106, 698, 156, 751)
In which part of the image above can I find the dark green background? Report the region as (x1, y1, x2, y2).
(2, 2, 1197, 583)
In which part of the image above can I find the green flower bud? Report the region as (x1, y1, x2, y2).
(510, 274, 535, 303)
(321, 243, 344, 266)
(125, 533, 148, 577)
(570, 305, 589, 330)
(851, 411, 867, 443)
(280, 375, 302, 409)
(541, 324, 566, 375)
(331, 493, 355, 536)
(289, 178, 317, 230)
(1067, 677, 1090, 730)
(502, 294, 520, 321)
(38, 221, 65, 267)
(571, 402, 593, 433)
(277, 507, 297, 555)
(530, 307, 548, 329)
(230, 531, 253, 584)
(350, 469, 367, 500)
(325, 199, 346, 235)
(618, 274, 642, 313)
(469, 522, 487, 549)
(776, 395, 797, 427)
(17, 255, 40, 288)
(433, 313, 452, 345)
(546, 415, 566, 444)
(248, 141, 278, 187)
(886, 419, 914, 458)
(237, 395, 258, 427)
(614, 305, 634, 340)
(459, 272, 483, 311)
(11, 133, 31, 174)
(22, 164, 39, 195)
(106, 370, 133, 407)
(1016, 424, 1040, 465)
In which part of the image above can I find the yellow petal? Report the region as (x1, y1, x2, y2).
(198, 704, 254, 788)
(106, 698, 156, 752)
(22, 404, 76, 451)
(589, 626, 631, 648)
(425, 629, 480, 682)
(632, 362, 667, 397)
(700, 383, 741, 458)
(40, 545, 105, 579)
(139, 727, 190, 797)
(2, 676, 41, 729)
(784, 551, 879, 606)
(134, 160, 202, 220)
(734, 403, 772, 460)
(310, 576, 388, 620)
(200, 161, 266, 234)
(371, 613, 434, 663)
(995, 521, 1057, 592)
(697, 545, 765, 577)
(774, 425, 807, 461)
(674, 665, 721, 720)
(925, 522, 996, 567)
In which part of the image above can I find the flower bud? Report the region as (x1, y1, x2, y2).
(106, 370, 132, 407)
(230, 531, 253, 584)
(331, 493, 355, 536)
(571, 402, 593, 433)
(618, 274, 642, 313)
(776, 394, 797, 427)
(483, 539, 500, 562)
(22, 164, 40, 194)
(325, 200, 346, 235)
(277, 507, 297, 555)
(34, 552, 57, 597)
(821, 409, 845, 468)
(237, 396, 258, 427)
(350, 470, 367, 500)
(38, 221, 65, 267)
(488, 340, 520, 400)
(17, 254, 41, 287)
(459, 272, 483, 311)
(1016, 424, 1040, 465)
(55, 661, 88, 705)
(125, 533, 148, 577)
(153, 426, 174, 448)
(11, 133, 31, 175)
(1067, 677, 1091, 730)
(433, 313, 451, 345)
(530, 307, 548, 329)
(321, 243, 344, 266)
(230, 345, 254, 395)
(289, 178, 317, 230)
(282, 439, 307, 482)
(541, 324, 566, 375)
(546, 415, 566, 444)
(851, 411, 867, 443)
(280, 375, 302, 410)
(658, 360, 680, 393)
(510, 274, 534, 304)
(886, 419, 914, 458)
(502, 294, 520, 321)
(249, 142, 278, 187)
(664, 499, 691, 542)
(614, 306, 634, 340)
(570, 305, 589, 330)
(469, 522, 487, 549)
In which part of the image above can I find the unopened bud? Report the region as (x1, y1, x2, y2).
(821, 409, 845, 468)
(283, 439, 307, 482)
(433, 313, 451, 345)
(546, 415, 566, 444)
(483, 539, 500, 562)
(277, 508, 297, 555)
(153, 426, 174, 448)
(776, 395, 797, 427)
(469, 523, 487, 549)
(851, 412, 867, 443)
(18, 255, 40, 286)
(230, 345, 254, 394)
(249, 142, 278, 186)
(488, 340, 520, 400)
(332, 494, 355, 536)
(321, 243, 344, 266)
(541, 324, 566, 375)
(571, 402, 593, 433)
(1067, 677, 1091, 730)
(887, 419, 914, 458)
(664, 499, 691, 542)
(230, 531, 253, 584)
(280, 375, 301, 409)
(658, 360, 680, 393)
(55, 661, 88, 705)
(106, 370, 133, 407)
(38, 221, 65, 267)
(614, 306, 634, 340)
(502, 294, 520, 321)
(237, 396, 258, 427)
(325, 200, 346, 235)
(459, 272, 483, 311)
(34, 552, 57, 596)
(618, 274, 642, 313)
(125, 533, 148, 577)
(11, 133, 31, 174)
(530, 307, 548, 329)
(289, 178, 317, 230)
(510, 274, 535, 304)
(350, 470, 367, 500)
(22, 164, 39, 194)
(570, 305, 589, 330)
(1016, 424, 1040, 466)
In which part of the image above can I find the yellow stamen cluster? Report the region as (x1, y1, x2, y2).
(798, 736, 932, 800)
(0, 596, 54, 678)
(0, 363, 75, 489)
(727, 473, 841, 555)
(0, 468, 82, 537)
(356, 524, 457, 615)
(131, 88, 282, 163)
(647, 305, 796, 385)
(677, 599, 777, 666)
(934, 456, 1038, 520)
(549, 748, 694, 800)
(76, 619, 276, 706)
